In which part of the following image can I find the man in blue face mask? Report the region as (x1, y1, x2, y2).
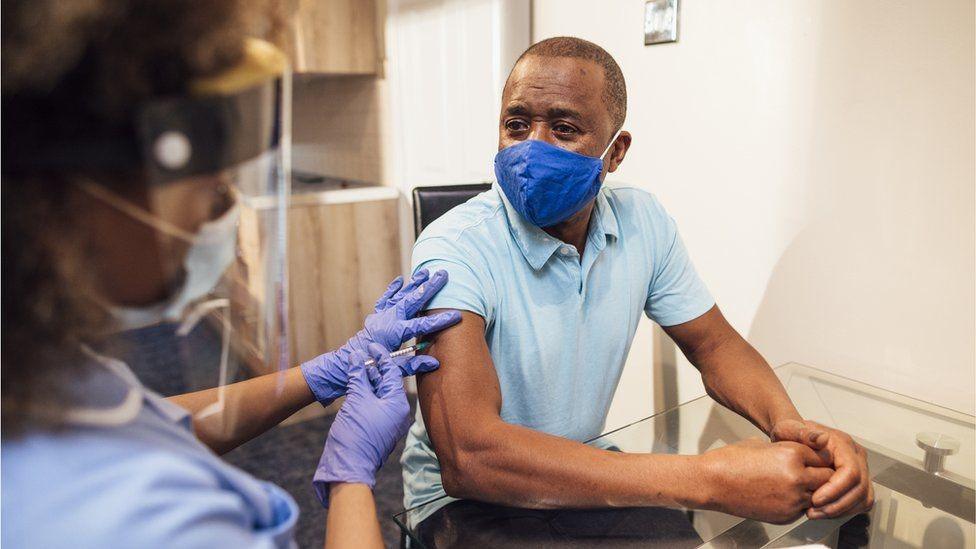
(401, 37, 873, 542)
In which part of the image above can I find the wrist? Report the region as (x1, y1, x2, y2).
(313, 464, 377, 507)
(330, 482, 372, 497)
(686, 453, 721, 510)
(299, 353, 344, 406)
(314, 447, 379, 489)
(686, 454, 714, 509)
(766, 410, 804, 438)
(633, 453, 716, 510)
(287, 366, 317, 406)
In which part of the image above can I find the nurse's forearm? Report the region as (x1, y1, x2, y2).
(168, 367, 315, 454)
(325, 483, 384, 549)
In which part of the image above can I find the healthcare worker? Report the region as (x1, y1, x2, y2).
(1, 1, 459, 547)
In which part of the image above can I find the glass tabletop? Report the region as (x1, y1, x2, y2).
(394, 363, 975, 548)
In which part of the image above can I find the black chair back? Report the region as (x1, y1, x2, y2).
(412, 183, 493, 238)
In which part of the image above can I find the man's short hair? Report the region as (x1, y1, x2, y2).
(513, 36, 627, 131)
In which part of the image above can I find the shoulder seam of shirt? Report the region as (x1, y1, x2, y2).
(605, 185, 667, 217)
(606, 184, 653, 197)
(419, 202, 506, 244)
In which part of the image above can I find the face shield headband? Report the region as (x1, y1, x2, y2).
(5, 39, 288, 187)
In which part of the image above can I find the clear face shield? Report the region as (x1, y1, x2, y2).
(75, 39, 292, 426)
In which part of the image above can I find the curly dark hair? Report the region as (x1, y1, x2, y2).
(1, 0, 271, 434)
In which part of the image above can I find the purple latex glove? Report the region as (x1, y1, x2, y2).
(362, 269, 461, 352)
(300, 269, 460, 406)
(312, 343, 415, 507)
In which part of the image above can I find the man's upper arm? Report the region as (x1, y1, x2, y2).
(411, 226, 506, 482)
(413, 236, 496, 322)
(417, 310, 503, 473)
(661, 304, 731, 364)
(642, 194, 714, 327)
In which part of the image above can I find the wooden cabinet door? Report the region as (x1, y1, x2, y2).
(286, 196, 400, 365)
(284, 0, 381, 75)
(232, 195, 400, 375)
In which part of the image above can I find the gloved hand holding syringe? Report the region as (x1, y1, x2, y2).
(364, 341, 430, 368)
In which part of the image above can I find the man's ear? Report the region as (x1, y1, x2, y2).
(607, 131, 632, 173)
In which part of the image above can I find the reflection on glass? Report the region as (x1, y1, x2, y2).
(395, 363, 975, 548)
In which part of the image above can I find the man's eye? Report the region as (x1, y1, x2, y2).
(505, 119, 529, 131)
(553, 124, 577, 134)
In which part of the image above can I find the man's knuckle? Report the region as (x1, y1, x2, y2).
(790, 492, 808, 508)
(780, 445, 801, 461)
(838, 468, 856, 483)
(785, 471, 803, 487)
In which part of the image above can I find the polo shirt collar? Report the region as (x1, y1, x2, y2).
(591, 187, 620, 242)
(495, 184, 620, 271)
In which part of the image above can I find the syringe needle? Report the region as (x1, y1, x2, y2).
(364, 341, 431, 368)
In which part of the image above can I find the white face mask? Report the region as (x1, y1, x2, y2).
(159, 199, 240, 321)
(78, 181, 241, 330)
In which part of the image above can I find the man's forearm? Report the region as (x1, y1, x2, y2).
(664, 307, 800, 436)
(439, 418, 708, 510)
(424, 309, 713, 511)
(697, 335, 800, 435)
(168, 366, 316, 454)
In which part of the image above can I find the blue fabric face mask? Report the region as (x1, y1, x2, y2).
(494, 130, 621, 227)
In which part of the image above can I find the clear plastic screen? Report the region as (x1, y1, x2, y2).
(90, 79, 292, 437)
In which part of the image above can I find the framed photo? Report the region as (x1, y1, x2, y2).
(644, 0, 679, 45)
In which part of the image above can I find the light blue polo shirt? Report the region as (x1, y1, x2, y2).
(400, 183, 714, 525)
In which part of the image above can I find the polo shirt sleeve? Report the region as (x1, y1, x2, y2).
(412, 235, 497, 324)
(642, 195, 715, 326)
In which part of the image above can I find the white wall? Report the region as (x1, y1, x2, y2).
(384, 0, 530, 268)
(533, 0, 975, 425)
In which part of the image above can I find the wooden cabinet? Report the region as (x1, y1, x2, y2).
(285, 190, 401, 364)
(233, 188, 401, 375)
(282, 0, 382, 75)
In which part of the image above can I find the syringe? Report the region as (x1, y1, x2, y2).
(364, 341, 431, 368)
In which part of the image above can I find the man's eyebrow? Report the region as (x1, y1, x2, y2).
(503, 103, 585, 121)
(546, 107, 583, 121)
